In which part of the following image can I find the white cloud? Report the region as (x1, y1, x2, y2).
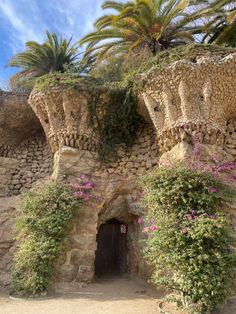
(0, 0, 46, 53)
(0, 0, 105, 54)
(46, 0, 103, 37)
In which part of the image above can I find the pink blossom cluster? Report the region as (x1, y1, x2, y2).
(69, 174, 95, 202)
(135, 216, 157, 235)
(143, 225, 157, 233)
(191, 133, 236, 184)
(186, 209, 217, 221)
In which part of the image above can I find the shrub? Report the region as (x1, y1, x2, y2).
(12, 179, 93, 297)
(141, 166, 236, 314)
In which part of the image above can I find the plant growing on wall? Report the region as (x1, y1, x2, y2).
(141, 166, 236, 314)
(12, 178, 94, 297)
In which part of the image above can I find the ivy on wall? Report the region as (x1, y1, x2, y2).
(141, 166, 236, 314)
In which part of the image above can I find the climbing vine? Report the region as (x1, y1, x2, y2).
(87, 84, 142, 161)
(12, 178, 94, 297)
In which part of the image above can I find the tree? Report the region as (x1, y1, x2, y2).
(8, 31, 79, 79)
(201, 3, 236, 47)
(80, 0, 220, 60)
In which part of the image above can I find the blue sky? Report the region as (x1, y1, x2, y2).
(0, 0, 104, 89)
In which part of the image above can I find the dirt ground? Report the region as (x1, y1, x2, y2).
(0, 276, 235, 314)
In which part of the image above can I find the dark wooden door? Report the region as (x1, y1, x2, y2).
(95, 219, 128, 277)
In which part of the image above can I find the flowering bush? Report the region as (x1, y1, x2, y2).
(12, 177, 94, 297)
(141, 166, 236, 314)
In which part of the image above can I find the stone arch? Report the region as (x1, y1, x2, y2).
(57, 180, 148, 284)
(95, 193, 145, 278)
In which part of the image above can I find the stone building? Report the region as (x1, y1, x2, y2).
(0, 46, 236, 288)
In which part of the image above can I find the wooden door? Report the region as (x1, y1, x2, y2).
(95, 219, 128, 277)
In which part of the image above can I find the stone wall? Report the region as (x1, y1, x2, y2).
(103, 124, 158, 176)
(29, 88, 100, 153)
(225, 118, 236, 159)
(8, 134, 53, 196)
(0, 90, 53, 196)
(0, 134, 53, 196)
(0, 90, 42, 149)
(0, 157, 18, 197)
(0, 197, 19, 287)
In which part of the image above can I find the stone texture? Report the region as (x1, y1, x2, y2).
(138, 52, 236, 156)
(1, 46, 236, 289)
(29, 88, 100, 153)
(0, 90, 41, 152)
(55, 178, 146, 283)
(0, 157, 18, 196)
(0, 196, 19, 286)
(8, 134, 53, 196)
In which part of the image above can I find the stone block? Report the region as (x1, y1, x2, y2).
(77, 265, 94, 282)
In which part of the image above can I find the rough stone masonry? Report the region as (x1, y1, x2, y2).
(1, 46, 236, 287)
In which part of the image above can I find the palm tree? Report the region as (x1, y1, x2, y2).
(201, 4, 236, 47)
(8, 31, 79, 79)
(80, 0, 222, 60)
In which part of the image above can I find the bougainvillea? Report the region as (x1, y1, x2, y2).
(141, 166, 236, 314)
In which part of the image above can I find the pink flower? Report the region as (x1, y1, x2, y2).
(186, 214, 194, 221)
(142, 227, 149, 233)
(151, 225, 157, 231)
(69, 182, 82, 189)
(136, 217, 142, 225)
(211, 155, 219, 163)
(80, 174, 86, 180)
(72, 191, 78, 198)
(210, 187, 217, 193)
(83, 182, 94, 189)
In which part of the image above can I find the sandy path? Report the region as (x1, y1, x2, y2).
(0, 276, 164, 314)
(0, 276, 235, 314)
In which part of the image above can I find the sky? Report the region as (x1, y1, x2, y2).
(0, 0, 105, 89)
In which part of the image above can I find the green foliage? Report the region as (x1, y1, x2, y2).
(87, 84, 142, 161)
(90, 48, 151, 84)
(8, 30, 79, 80)
(87, 43, 236, 90)
(12, 182, 83, 297)
(141, 166, 236, 314)
(80, 0, 222, 60)
(201, 4, 236, 47)
(9, 74, 34, 93)
(35, 72, 143, 162)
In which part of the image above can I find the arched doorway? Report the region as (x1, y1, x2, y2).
(95, 219, 128, 277)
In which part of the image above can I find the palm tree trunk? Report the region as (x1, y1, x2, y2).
(149, 39, 163, 55)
